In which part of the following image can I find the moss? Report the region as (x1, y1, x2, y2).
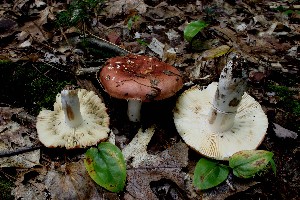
(267, 84, 300, 117)
(0, 176, 14, 200)
(0, 59, 11, 64)
(0, 62, 76, 115)
(56, 0, 105, 27)
(267, 83, 300, 132)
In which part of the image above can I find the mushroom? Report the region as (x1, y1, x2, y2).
(173, 54, 268, 160)
(36, 86, 110, 149)
(99, 54, 183, 122)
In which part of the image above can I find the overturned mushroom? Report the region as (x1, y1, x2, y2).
(36, 86, 110, 149)
(99, 54, 183, 122)
(174, 54, 268, 160)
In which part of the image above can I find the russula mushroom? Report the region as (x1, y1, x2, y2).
(99, 54, 183, 122)
(173, 54, 268, 160)
(36, 86, 110, 149)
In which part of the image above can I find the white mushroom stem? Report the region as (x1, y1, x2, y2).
(61, 89, 83, 128)
(127, 99, 142, 122)
(208, 55, 247, 132)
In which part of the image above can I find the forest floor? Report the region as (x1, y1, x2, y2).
(0, 0, 299, 199)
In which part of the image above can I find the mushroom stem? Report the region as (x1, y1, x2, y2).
(208, 54, 247, 132)
(127, 99, 142, 122)
(61, 89, 83, 128)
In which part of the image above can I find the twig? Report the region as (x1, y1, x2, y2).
(76, 66, 101, 76)
(86, 31, 131, 55)
(0, 144, 43, 158)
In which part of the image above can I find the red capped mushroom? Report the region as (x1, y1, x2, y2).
(99, 54, 183, 122)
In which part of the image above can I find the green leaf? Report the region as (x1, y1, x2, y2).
(193, 158, 229, 190)
(127, 15, 140, 30)
(184, 20, 208, 42)
(84, 142, 126, 192)
(229, 150, 276, 178)
(269, 158, 277, 176)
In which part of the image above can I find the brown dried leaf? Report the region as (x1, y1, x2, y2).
(144, 2, 185, 21)
(125, 168, 186, 200)
(0, 17, 18, 38)
(18, 6, 53, 44)
(201, 175, 258, 200)
(104, 0, 147, 18)
(0, 107, 40, 168)
(13, 160, 118, 200)
(122, 127, 189, 200)
(12, 167, 48, 200)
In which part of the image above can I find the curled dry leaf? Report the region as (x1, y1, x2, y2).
(0, 107, 40, 168)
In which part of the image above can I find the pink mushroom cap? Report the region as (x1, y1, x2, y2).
(99, 54, 183, 102)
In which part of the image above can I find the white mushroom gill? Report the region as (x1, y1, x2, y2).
(61, 89, 83, 128)
(173, 53, 268, 160)
(36, 88, 110, 149)
(208, 55, 247, 132)
(127, 99, 142, 122)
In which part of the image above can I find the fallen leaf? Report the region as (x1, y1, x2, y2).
(273, 123, 298, 139)
(201, 45, 232, 61)
(122, 127, 189, 199)
(19, 39, 32, 48)
(0, 17, 18, 38)
(201, 174, 259, 200)
(122, 127, 158, 168)
(13, 160, 119, 200)
(144, 2, 185, 22)
(147, 38, 165, 58)
(104, 0, 147, 18)
(18, 6, 53, 44)
(0, 107, 40, 168)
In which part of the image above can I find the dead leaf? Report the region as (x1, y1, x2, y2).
(125, 168, 187, 200)
(0, 107, 40, 168)
(201, 174, 259, 200)
(122, 127, 158, 168)
(0, 17, 18, 38)
(273, 123, 298, 139)
(201, 45, 232, 61)
(147, 38, 165, 58)
(122, 127, 189, 199)
(18, 6, 53, 44)
(144, 2, 185, 22)
(13, 160, 118, 200)
(44, 161, 104, 200)
(104, 0, 147, 18)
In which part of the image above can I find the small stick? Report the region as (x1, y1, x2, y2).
(0, 144, 43, 158)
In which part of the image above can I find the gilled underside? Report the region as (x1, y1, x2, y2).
(173, 83, 268, 160)
(37, 89, 110, 149)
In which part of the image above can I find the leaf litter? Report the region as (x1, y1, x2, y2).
(0, 0, 299, 199)
(0, 107, 40, 168)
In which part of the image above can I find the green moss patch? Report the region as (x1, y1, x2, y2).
(0, 175, 14, 200)
(0, 61, 76, 115)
